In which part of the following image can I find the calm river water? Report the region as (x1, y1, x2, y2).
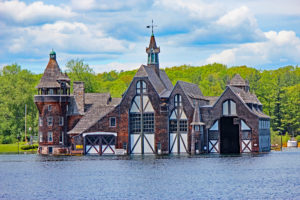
(0, 149, 300, 200)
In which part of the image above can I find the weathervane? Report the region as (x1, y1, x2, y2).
(146, 19, 157, 35)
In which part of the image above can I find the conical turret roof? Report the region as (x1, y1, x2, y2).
(37, 51, 70, 88)
(229, 74, 248, 86)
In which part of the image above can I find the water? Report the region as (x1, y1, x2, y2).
(0, 149, 300, 200)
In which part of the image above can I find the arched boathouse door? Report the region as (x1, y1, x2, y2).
(129, 81, 155, 154)
(169, 94, 188, 154)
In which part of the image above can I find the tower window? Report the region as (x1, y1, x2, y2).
(109, 117, 116, 127)
(48, 132, 53, 142)
(39, 132, 43, 142)
(47, 117, 53, 126)
(59, 117, 64, 126)
(59, 132, 63, 144)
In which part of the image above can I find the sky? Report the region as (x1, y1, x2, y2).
(0, 0, 300, 74)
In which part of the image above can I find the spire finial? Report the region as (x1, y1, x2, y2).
(146, 19, 157, 36)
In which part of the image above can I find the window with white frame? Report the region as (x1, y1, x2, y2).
(39, 132, 43, 142)
(136, 80, 147, 94)
(48, 105, 52, 111)
(174, 94, 182, 107)
(48, 132, 53, 142)
(223, 100, 236, 116)
(47, 117, 53, 126)
(109, 117, 116, 127)
(59, 117, 64, 126)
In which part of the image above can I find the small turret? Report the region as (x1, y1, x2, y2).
(146, 21, 160, 76)
(36, 50, 70, 95)
(229, 74, 250, 92)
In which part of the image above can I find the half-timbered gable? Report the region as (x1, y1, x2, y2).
(35, 33, 270, 155)
(168, 81, 205, 154)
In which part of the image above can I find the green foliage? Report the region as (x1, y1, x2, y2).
(65, 59, 96, 93)
(20, 144, 38, 150)
(0, 64, 39, 144)
(0, 61, 299, 145)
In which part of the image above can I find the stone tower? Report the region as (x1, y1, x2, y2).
(34, 50, 71, 155)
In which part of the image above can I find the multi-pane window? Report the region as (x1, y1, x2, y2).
(169, 101, 188, 133)
(47, 117, 53, 126)
(136, 80, 147, 94)
(130, 82, 154, 134)
(223, 100, 236, 116)
(169, 120, 177, 132)
(179, 120, 188, 132)
(143, 113, 154, 133)
(59, 117, 64, 126)
(48, 132, 53, 142)
(48, 105, 52, 111)
(109, 117, 116, 127)
(130, 113, 141, 134)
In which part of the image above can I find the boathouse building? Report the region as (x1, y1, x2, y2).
(34, 33, 271, 155)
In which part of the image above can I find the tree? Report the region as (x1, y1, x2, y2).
(65, 59, 96, 93)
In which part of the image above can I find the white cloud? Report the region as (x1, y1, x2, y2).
(71, 0, 95, 11)
(93, 62, 141, 73)
(0, 0, 74, 24)
(154, 0, 223, 20)
(216, 6, 256, 28)
(7, 21, 132, 55)
(206, 30, 300, 66)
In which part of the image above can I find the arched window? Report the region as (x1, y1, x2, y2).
(223, 100, 236, 116)
(136, 80, 147, 94)
(129, 84, 155, 154)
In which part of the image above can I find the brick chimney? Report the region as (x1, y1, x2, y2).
(73, 81, 85, 114)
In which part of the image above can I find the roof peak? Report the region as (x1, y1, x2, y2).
(49, 49, 56, 59)
(229, 74, 248, 86)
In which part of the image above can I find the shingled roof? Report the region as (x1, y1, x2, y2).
(228, 86, 269, 118)
(176, 81, 204, 107)
(229, 74, 249, 86)
(37, 52, 70, 88)
(229, 86, 262, 105)
(68, 95, 121, 135)
(133, 65, 173, 98)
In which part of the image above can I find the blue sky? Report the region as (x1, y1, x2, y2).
(0, 0, 300, 73)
